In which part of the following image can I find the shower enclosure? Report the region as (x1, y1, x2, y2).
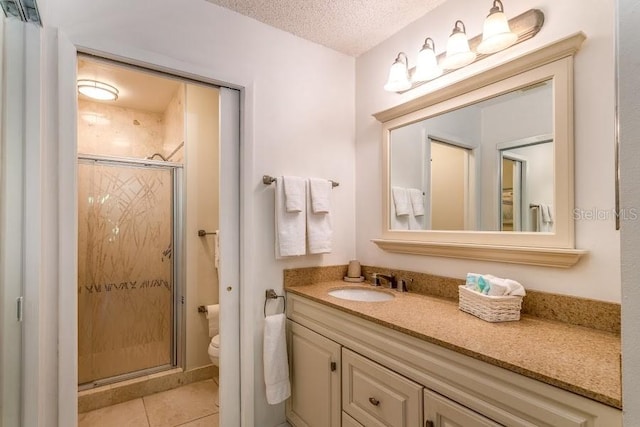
(77, 155, 183, 387)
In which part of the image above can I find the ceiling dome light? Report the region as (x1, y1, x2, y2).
(440, 20, 476, 70)
(413, 38, 443, 82)
(77, 79, 119, 101)
(477, 0, 518, 54)
(384, 52, 411, 92)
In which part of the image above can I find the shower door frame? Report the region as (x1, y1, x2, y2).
(77, 153, 184, 388)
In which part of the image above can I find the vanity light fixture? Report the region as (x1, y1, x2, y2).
(440, 20, 476, 70)
(477, 0, 518, 54)
(384, 52, 411, 92)
(381, 4, 544, 93)
(413, 38, 443, 82)
(77, 79, 119, 101)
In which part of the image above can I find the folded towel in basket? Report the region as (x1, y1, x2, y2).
(465, 273, 525, 297)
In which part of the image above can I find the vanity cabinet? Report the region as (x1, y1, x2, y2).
(286, 320, 341, 427)
(286, 292, 622, 427)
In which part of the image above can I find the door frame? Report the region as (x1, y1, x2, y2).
(35, 28, 248, 426)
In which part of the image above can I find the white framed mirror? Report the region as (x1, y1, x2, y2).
(373, 34, 587, 267)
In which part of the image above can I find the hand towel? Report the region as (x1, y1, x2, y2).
(392, 187, 410, 216)
(275, 177, 306, 257)
(206, 304, 220, 337)
(263, 313, 291, 405)
(306, 179, 332, 254)
(541, 204, 551, 224)
(308, 177, 332, 213)
(408, 188, 425, 216)
(545, 205, 554, 224)
(283, 176, 305, 213)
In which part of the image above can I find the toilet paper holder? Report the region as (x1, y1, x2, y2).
(264, 288, 286, 317)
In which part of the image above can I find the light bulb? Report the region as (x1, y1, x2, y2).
(384, 52, 411, 92)
(413, 38, 443, 82)
(477, 0, 518, 54)
(440, 20, 476, 70)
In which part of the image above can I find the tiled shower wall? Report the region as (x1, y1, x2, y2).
(77, 86, 185, 161)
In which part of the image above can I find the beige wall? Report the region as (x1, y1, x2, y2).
(184, 84, 220, 370)
(163, 87, 185, 162)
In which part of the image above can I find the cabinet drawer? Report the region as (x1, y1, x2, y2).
(342, 411, 364, 427)
(342, 348, 423, 427)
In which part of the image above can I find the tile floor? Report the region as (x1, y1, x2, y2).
(78, 379, 219, 427)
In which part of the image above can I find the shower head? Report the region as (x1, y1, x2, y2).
(146, 153, 168, 161)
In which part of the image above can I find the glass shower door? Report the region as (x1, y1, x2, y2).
(78, 159, 176, 386)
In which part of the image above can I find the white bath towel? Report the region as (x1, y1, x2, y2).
(263, 313, 291, 405)
(308, 177, 332, 213)
(392, 187, 411, 216)
(408, 188, 425, 216)
(275, 177, 306, 257)
(306, 180, 332, 254)
(206, 304, 220, 337)
(283, 176, 305, 213)
(390, 197, 409, 230)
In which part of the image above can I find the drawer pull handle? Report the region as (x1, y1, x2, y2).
(368, 397, 380, 406)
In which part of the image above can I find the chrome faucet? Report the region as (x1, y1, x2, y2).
(372, 273, 396, 289)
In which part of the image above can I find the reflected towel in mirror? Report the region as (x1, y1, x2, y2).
(392, 187, 411, 216)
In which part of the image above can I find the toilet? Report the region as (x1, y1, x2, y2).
(205, 304, 221, 367)
(208, 334, 220, 366)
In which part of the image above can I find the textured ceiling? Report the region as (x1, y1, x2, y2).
(205, 0, 448, 57)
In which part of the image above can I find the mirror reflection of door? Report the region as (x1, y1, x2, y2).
(501, 157, 523, 231)
(430, 141, 469, 230)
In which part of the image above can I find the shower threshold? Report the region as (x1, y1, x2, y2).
(78, 363, 175, 391)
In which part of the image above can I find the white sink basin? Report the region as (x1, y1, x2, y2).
(328, 288, 395, 302)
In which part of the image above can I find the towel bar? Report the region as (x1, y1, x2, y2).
(264, 288, 286, 317)
(262, 175, 339, 188)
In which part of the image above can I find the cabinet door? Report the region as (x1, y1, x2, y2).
(424, 389, 502, 427)
(342, 348, 423, 427)
(286, 320, 341, 427)
(342, 411, 364, 427)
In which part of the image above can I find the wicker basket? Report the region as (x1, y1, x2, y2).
(458, 285, 523, 322)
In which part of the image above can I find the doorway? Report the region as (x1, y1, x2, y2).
(430, 140, 470, 230)
(71, 53, 241, 425)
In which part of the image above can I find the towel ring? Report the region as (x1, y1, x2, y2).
(264, 289, 286, 317)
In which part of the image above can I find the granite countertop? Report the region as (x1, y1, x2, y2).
(285, 281, 622, 409)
